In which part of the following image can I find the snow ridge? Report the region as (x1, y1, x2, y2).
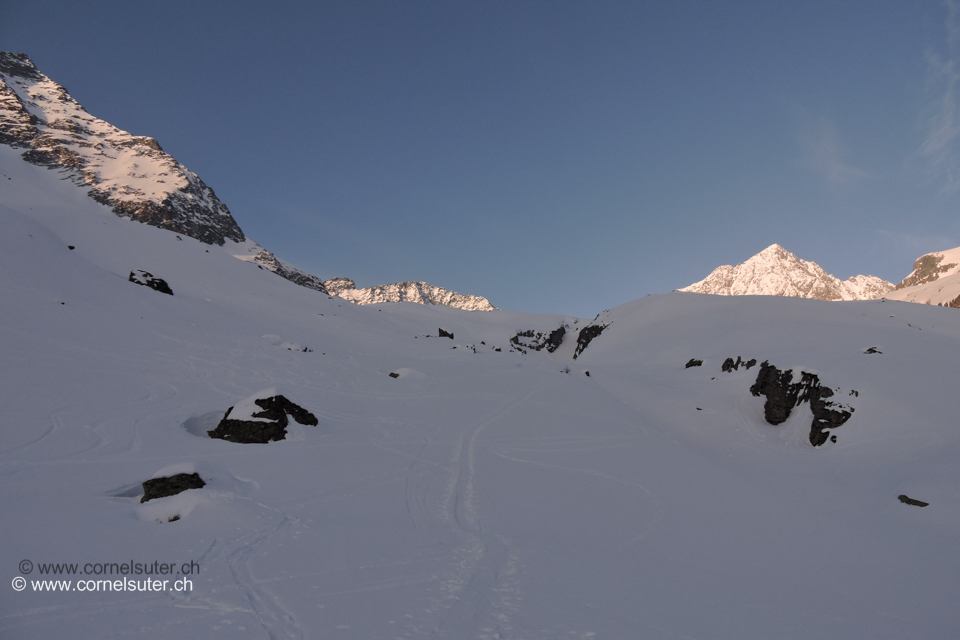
(0, 52, 245, 246)
(323, 278, 497, 311)
(679, 244, 893, 301)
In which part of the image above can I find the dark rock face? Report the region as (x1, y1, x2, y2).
(141, 473, 205, 503)
(207, 395, 318, 444)
(388, 372, 400, 378)
(573, 324, 608, 360)
(128, 270, 173, 295)
(721, 356, 757, 372)
(253, 250, 329, 294)
(439, 328, 454, 339)
(749, 361, 854, 446)
(685, 359, 703, 368)
(898, 494, 929, 507)
(0, 52, 246, 246)
(509, 326, 566, 354)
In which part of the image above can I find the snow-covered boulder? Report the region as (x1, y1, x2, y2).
(207, 388, 318, 444)
(128, 269, 172, 295)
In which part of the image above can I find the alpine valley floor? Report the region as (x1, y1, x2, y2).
(2, 146, 960, 638)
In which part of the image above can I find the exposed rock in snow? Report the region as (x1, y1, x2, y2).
(898, 495, 929, 507)
(252, 249, 328, 294)
(141, 473, 205, 503)
(887, 246, 960, 308)
(509, 326, 566, 354)
(573, 323, 608, 359)
(0, 52, 245, 246)
(684, 358, 703, 368)
(208, 389, 318, 444)
(749, 361, 854, 446)
(721, 356, 756, 372)
(680, 244, 893, 300)
(324, 278, 497, 311)
(128, 269, 172, 295)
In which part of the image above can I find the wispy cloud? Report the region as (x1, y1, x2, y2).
(917, 0, 960, 193)
(797, 111, 872, 185)
(874, 229, 956, 255)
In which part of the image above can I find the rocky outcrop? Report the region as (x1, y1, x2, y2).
(895, 252, 959, 290)
(749, 361, 854, 446)
(573, 324, 608, 360)
(128, 270, 172, 295)
(685, 359, 703, 368)
(438, 328, 454, 339)
(253, 250, 328, 294)
(0, 52, 245, 246)
(141, 472, 205, 503)
(680, 244, 893, 300)
(509, 326, 566, 354)
(324, 278, 496, 311)
(721, 356, 756, 372)
(208, 392, 318, 444)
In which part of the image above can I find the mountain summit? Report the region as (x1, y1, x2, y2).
(679, 244, 893, 300)
(0, 52, 245, 246)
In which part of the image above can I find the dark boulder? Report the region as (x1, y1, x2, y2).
(898, 495, 929, 507)
(141, 472, 205, 503)
(129, 270, 173, 295)
(208, 395, 318, 444)
(685, 359, 703, 368)
(439, 328, 454, 339)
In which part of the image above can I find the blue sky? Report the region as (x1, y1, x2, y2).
(4, 1, 960, 316)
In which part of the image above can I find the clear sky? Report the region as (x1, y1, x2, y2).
(3, 1, 959, 317)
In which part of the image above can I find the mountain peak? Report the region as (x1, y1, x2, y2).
(0, 51, 245, 246)
(680, 244, 893, 301)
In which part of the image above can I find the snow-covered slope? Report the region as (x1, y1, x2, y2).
(4, 137, 960, 639)
(887, 246, 960, 308)
(680, 243, 894, 300)
(324, 277, 497, 311)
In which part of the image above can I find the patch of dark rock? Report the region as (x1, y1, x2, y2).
(750, 361, 854, 446)
(685, 359, 703, 368)
(67, 245, 74, 250)
(129, 270, 173, 295)
(898, 495, 929, 507)
(573, 324, 608, 360)
(721, 356, 756, 372)
(509, 326, 566, 354)
(141, 473, 205, 503)
(864, 347, 882, 354)
(207, 396, 318, 444)
(495, 347, 501, 352)
(167, 515, 180, 522)
(585, 371, 590, 377)
(389, 372, 400, 378)
(439, 328, 454, 339)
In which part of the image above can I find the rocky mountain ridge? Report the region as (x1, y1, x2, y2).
(321, 278, 497, 311)
(0, 52, 245, 246)
(680, 244, 894, 301)
(0, 52, 494, 312)
(887, 246, 960, 308)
